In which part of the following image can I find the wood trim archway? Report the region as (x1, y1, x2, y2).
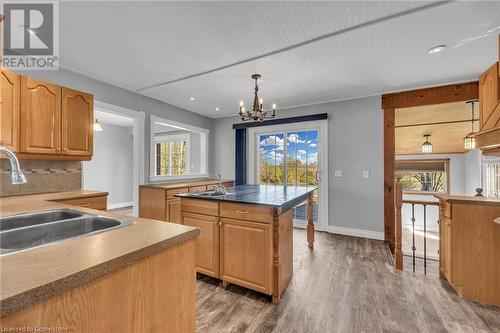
(381, 81, 479, 253)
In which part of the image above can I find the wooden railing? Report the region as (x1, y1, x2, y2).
(394, 182, 439, 274)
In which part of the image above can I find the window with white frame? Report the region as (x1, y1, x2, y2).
(150, 116, 209, 181)
(155, 134, 189, 176)
(483, 158, 500, 198)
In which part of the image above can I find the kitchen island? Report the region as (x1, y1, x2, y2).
(176, 184, 316, 304)
(0, 191, 200, 332)
(435, 194, 500, 306)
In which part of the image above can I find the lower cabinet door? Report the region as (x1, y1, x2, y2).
(166, 199, 181, 224)
(181, 212, 220, 278)
(220, 218, 272, 295)
(444, 219, 452, 280)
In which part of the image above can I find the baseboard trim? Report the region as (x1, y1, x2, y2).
(293, 222, 384, 240)
(108, 202, 133, 210)
(324, 226, 384, 240)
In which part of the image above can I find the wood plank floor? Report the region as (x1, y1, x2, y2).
(196, 229, 500, 333)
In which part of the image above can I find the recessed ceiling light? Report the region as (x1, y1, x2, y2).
(189, 96, 195, 101)
(215, 107, 220, 111)
(428, 45, 446, 54)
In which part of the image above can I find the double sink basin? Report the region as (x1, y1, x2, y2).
(0, 209, 133, 255)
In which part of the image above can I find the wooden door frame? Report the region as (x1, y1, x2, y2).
(381, 81, 478, 253)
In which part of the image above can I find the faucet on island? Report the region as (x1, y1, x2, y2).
(0, 145, 27, 184)
(212, 172, 227, 195)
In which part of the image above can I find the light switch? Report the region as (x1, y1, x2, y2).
(363, 170, 370, 179)
(335, 170, 343, 177)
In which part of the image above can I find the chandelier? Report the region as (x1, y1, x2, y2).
(463, 100, 478, 150)
(239, 74, 276, 122)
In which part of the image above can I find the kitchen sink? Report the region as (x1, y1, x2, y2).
(0, 209, 84, 231)
(0, 211, 133, 255)
(191, 191, 229, 197)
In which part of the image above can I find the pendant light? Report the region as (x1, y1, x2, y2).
(463, 100, 478, 150)
(93, 119, 103, 131)
(421, 134, 433, 153)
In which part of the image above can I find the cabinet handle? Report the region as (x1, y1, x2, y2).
(236, 210, 249, 214)
(80, 203, 91, 207)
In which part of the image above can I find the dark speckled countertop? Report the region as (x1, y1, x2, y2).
(176, 185, 316, 212)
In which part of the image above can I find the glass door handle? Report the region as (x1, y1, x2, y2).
(316, 171, 321, 182)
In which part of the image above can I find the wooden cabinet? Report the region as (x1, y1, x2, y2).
(52, 194, 108, 211)
(0, 72, 94, 160)
(167, 199, 181, 224)
(61, 88, 93, 156)
(439, 215, 452, 281)
(182, 211, 220, 278)
(20, 77, 61, 154)
(0, 68, 20, 151)
(189, 185, 207, 193)
(436, 196, 500, 306)
(220, 217, 272, 294)
(479, 63, 500, 131)
(139, 180, 234, 222)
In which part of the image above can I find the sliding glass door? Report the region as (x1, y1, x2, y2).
(249, 121, 327, 230)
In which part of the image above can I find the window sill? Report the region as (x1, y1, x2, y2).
(403, 191, 449, 196)
(149, 173, 210, 182)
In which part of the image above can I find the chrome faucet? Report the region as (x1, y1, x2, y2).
(0, 146, 27, 184)
(213, 172, 227, 195)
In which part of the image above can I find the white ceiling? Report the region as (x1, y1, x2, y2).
(59, 1, 500, 118)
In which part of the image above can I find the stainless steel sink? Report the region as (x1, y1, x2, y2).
(0, 210, 133, 255)
(0, 209, 84, 231)
(191, 191, 228, 197)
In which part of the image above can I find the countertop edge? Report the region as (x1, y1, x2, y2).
(0, 227, 200, 318)
(434, 194, 500, 206)
(140, 179, 233, 190)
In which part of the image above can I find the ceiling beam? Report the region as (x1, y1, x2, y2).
(395, 118, 479, 128)
(382, 81, 479, 109)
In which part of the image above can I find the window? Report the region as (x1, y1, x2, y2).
(149, 116, 208, 181)
(155, 135, 188, 176)
(483, 160, 500, 198)
(395, 159, 449, 194)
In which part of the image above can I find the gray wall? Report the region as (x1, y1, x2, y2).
(213, 96, 385, 234)
(83, 123, 133, 207)
(18, 68, 215, 182)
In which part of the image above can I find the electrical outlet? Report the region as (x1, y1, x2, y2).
(335, 170, 343, 177)
(363, 170, 370, 179)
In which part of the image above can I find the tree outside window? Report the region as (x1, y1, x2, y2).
(395, 159, 449, 194)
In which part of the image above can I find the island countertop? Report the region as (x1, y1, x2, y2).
(0, 190, 200, 317)
(176, 185, 316, 212)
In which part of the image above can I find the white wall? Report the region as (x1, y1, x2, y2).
(213, 96, 385, 237)
(464, 149, 482, 196)
(83, 123, 134, 208)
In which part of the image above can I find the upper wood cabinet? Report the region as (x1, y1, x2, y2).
(0, 68, 20, 151)
(479, 62, 500, 131)
(62, 88, 93, 156)
(20, 77, 62, 154)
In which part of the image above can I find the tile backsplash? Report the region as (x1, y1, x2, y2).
(0, 160, 82, 196)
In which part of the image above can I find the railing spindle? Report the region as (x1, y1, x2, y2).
(423, 204, 427, 275)
(411, 203, 416, 273)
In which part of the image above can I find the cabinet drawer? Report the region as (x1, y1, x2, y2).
(220, 202, 274, 224)
(439, 202, 451, 218)
(222, 181, 234, 188)
(166, 187, 188, 199)
(55, 195, 107, 211)
(189, 185, 207, 193)
(181, 198, 219, 216)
